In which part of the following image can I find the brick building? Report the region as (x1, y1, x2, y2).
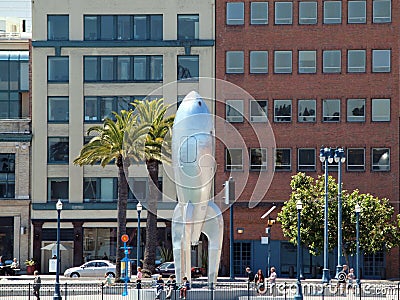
(215, 0, 399, 279)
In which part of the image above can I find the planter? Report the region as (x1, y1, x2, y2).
(26, 265, 35, 275)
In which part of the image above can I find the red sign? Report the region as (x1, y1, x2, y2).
(121, 234, 129, 242)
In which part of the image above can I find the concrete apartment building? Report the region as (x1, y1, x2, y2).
(0, 17, 31, 267)
(215, 0, 399, 279)
(31, 0, 215, 273)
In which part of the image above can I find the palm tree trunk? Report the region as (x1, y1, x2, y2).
(143, 159, 159, 274)
(115, 156, 129, 282)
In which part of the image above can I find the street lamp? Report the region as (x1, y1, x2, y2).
(319, 147, 334, 283)
(294, 200, 303, 300)
(53, 199, 63, 300)
(136, 202, 142, 269)
(355, 203, 361, 286)
(335, 148, 346, 278)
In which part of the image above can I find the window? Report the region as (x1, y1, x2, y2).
(373, 0, 391, 23)
(299, 1, 317, 24)
(372, 50, 391, 73)
(372, 148, 390, 171)
(226, 148, 243, 171)
(48, 137, 69, 163)
(117, 57, 132, 81)
(48, 178, 68, 201)
(347, 148, 365, 171)
(372, 98, 390, 121)
(251, 2, 268, 24)
(134, 15, 163, 40)
(47, 15, 69, 40)
(298, 99, 316, 122)
(275, 2, 293, 24)
(226, 51, 244, 73)
(128, 178, 149, 201)
(323, 99, 340, 122)
(348, 1, 366, 23)
(84, 96, 139, 122)
(298, 51, 316, 73)
(84, 16, 98, 40)
(48, 57, 69, 82)
(226, 100, 244, 122)
(298, 148, 316, 171)
(347, 99, 365, 122)
(250, 51, 268, 73)
(84, 178, 117, 202)
(323, 50, 341, 73)
(0, 154, 15, 198)
(227, 2, 244, 25)
(274, 100, 292, 122)
(275, 148, 291, 171)
(250, 148, 267, 171)
(250, 100, 268, 122)
(324, 1, 342, 24)
(347, 50, 366, 73)
(117, 15, 132, 40)
(178, 15, 199, 40)
(48, 97, 69, 122)
(274, 51, 292, 73)
(177, 55, 199, 80)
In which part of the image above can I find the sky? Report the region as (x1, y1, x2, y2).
(0, 0, 32, 32)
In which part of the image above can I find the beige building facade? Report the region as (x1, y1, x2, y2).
(31, 0, 215, 273)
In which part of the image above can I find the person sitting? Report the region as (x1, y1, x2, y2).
(11, 258, 19, 269)
(179, 276, 190, 299)
(254, 269, 266, 294)
(155, 275, 165, 300)
(166, 274, 177, 299)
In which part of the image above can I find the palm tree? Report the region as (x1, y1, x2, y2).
(73, 110, 148, 281)
(132, 98, 174, 274)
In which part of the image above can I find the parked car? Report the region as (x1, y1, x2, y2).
(64, 260, 116, 278)
(155, 262, 205, 278)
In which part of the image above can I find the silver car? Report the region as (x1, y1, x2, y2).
(64, 260, 116, 278)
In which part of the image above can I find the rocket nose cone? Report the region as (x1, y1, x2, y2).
(182, 91, 202, 103)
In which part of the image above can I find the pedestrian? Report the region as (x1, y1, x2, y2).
(245, 266, 255, 282)
(155, 274, 165, 299)
(337, 264, 349, 295)
(104, 272, 113, 287)
(166, 274, 177, 299)
(347, 268, 356, 294)
(267, 266, 277, 295)
(254, 269, 265, 294)
(179, 276, 190, 299)
(33, 270, 41, 300)
(136, 267, 143, 289)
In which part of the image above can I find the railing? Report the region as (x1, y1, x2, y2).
(0, 281, 398, 299)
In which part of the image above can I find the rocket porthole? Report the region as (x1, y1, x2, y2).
(198, 101, 202, 106)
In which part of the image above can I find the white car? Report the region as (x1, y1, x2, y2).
(64, 260, 116, 278)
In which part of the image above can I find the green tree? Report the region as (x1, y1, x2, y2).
(277, 172, 400, 265)
(131, 98, 174, 274)
(73, 110, 148, 281)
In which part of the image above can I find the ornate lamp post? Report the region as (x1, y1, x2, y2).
(53, 199, 63, 300)
(355, 203, 361, 286)
(335, 148, 346, 277)
(136, 202, 142, 269)
(319, 147, 333, 283)
(294, 200, 303, 300)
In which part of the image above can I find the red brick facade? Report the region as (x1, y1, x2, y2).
(215, 0, 399, 278)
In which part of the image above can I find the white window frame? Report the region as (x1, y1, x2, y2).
(348, 1, 366, 24)
(324, 1, 342, 24)
(227, 2, 245, 25)
(226, 51, 244, 73)
(373, 0, 391, 23)
(275, 148, 291, 171)
(372, 50, 391, 73)
(250, 100, 268, 122)
(226, 100, 244, 123)
(347, 50, 366, 73)
(347, 99, 365, 122)
(298, 148, 316, 171)
(372, 148, 390, 171)
(251, 2, 268, 24)
(250, 148, 267, 171)
(275, 2, 293, 25)
(299, 1, 317, 24)
(274, 99, 292, 122)
(274, 51, 292, 74)
(323, 99, 340, 122)
(298, 99, 316, 122)
(250, 51, 268, 74)
(323, 50, 341, 73)
(298, 50, 316, 74)
(372, 98, 390, 122)
(347, 148, 365, 171)
(226, 148, 243, 171)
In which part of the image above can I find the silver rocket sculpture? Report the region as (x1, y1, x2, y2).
(171, 91, 223, 285)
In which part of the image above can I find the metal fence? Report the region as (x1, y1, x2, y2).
(0, 281, 398, 300)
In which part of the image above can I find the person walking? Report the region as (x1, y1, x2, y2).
(33, 270, 41, 300)
(136, 267, 143, 289)
(166, 274, 177, 299)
